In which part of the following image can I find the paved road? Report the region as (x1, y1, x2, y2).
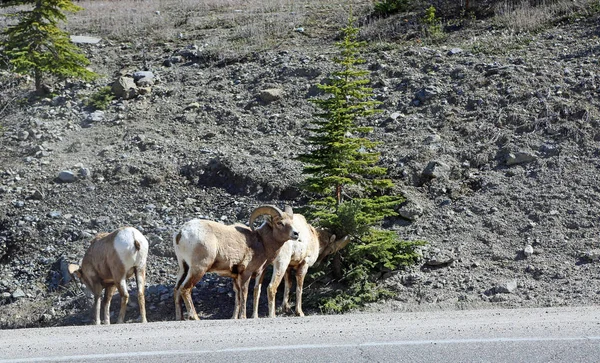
(1, 307, 599, 362)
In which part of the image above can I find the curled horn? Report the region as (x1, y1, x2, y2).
(249, 205, 285, 231)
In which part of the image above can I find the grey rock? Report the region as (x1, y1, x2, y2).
(184, 102, 200, 111)
(582, 250, 600, 262)
(88, 110, 105, 122)
(398, 201, 424, 221)
(506, 152, 537, 166)
(448, 48, 463, 55)
(524, 245, 534, 257)
(415, 85, 441, 102)
(133, 71, 154, 81)
(12, 288, 26, 299)
(424, 134, 441, 144)
(494, 280, 518, 294)
(58, 170, 77, 183)
(423, 160, 451, 179)
(78, 167, 92, 179)
(112, 76, 138, 100)
(17, 130, 29, 141)
(424, 252, 455, 267)
(30, 189, 45, 200)
(259, 88, 284, 103)
(48, 211, 62, 219)
(389, 112, 403, 121)
(70, 35, 102, 44)
(93, 216, 110, 225)
(401, 274, 422, 285)
(136, 77, 154, 87)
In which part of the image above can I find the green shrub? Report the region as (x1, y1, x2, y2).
(320, 281, 396, 314)
(86, 86, 114, 110)
(374, 0, 410, 16)
(423, 5, 443, 39)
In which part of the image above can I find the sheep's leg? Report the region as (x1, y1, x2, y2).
(115, 279, 129, 324)
(93, 294, 102, 326)
(238, 274, 251, 319)
(295, 263, 309, 317)
(267, 267, 286, 318)
(91, 284, 104, 325)
(174, 287, 183, 321)
(252, 271, 266, 319)
(102, 285, 117, 325)
(231, 277, 241, 319)
(174, 260, 189, 321)
(135, 267, 147, 323)
(181, 286, 198, 320)
(282, 269, 293, 314)
(181, 268, 205, 320)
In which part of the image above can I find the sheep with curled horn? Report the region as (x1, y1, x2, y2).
(173, 205, 299, 320)
(252, 214, 350, 318)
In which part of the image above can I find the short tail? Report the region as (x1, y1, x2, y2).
(134, 239, 141, 251)
(175, 261, 190, 290)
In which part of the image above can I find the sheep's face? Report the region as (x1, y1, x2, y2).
(270, 213, 299, 242)
(68, 263, 92, 290)
(317, 231, 350, 262)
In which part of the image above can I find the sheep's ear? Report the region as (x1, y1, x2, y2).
(329, 234, 337, 244)
(333, 235, 351, 253)
(68, 263, 81, 278)
(284, 205, 293, 217)
(266, 215, 274, 226)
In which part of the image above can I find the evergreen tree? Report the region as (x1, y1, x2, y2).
(298, 15, 422, 285)
(0, 0, 97, 92)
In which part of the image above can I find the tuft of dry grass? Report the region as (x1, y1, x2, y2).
(54, 0, 369, 61)
(65, 1, 309, 46)
(493, 0, 596, 33)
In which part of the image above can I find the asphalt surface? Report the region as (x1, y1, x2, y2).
(1, 307, 599, 362)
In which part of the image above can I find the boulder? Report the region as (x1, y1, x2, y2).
(112, 76, 138, 100)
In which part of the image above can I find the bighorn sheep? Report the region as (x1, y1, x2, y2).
(252, 214, 349, 318)
(173, 205, 299, 320)
(68, 227, 149, 325)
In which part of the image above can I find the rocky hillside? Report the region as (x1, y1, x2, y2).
(1, 1, 600, 328)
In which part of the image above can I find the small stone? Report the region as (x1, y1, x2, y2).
(415, 85, 440, 102)
(258, 88, 284, 103)
(78, 167, 92, 179)
(133, 71, 154, 81)
(389, 112, 403, 121)
(448, 48, 463, 55)
(17, 130, 29, 141)
(582, 250, 600, 262)
(495, 280, 518, 294)
(423, 160, 450, 179)
(506, 152, 537, 166)
(424, 134, 441, 143)
(398, 201, 423, 221)
(30, 189, 45, 200)
(137, 86, 152, 95)
(184, 102, 200, 111)
(12, 288, 26, 299)
(48, 211, 62, 219)
(58, 170, 77, 183)
(88, 110, 105, 122)
(524, 245, 534, 257)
